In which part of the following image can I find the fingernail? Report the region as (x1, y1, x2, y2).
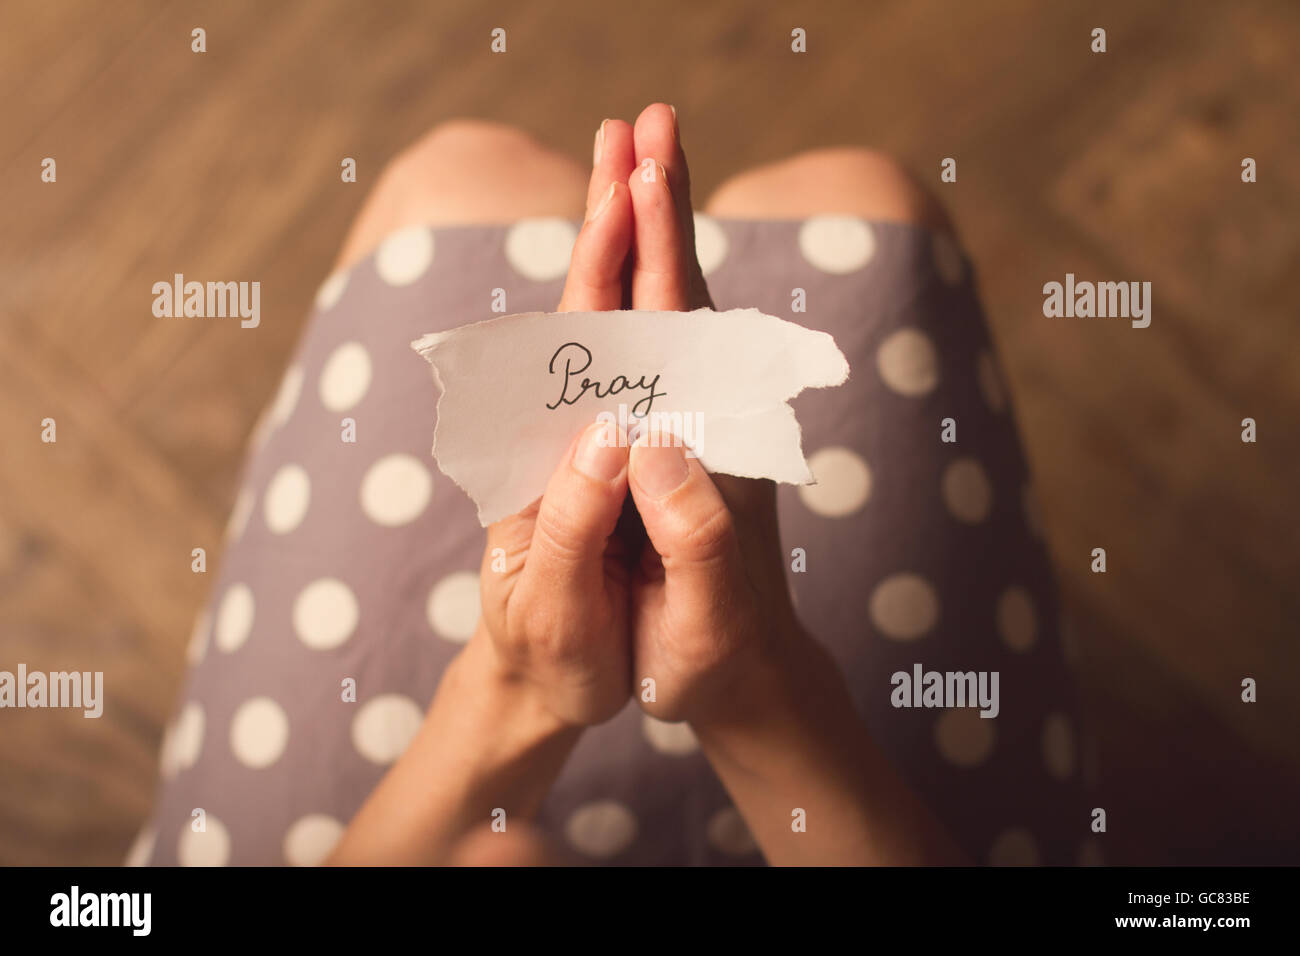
(585, 182, 616, 223)
(631, 435, 689, 498)
(657, 162, 670, 195)
(668, 105, 678, 139)
(593, 119, 607, 166)
(573, 421, 625, 481)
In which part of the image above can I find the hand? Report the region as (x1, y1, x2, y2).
(335, 109, 962, 866)
(617, 108, 963, 865)
(620, 104, 804, 724)
(470, 118, 642, 727)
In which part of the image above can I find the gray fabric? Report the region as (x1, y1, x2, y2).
(136, 217, 1089, 867)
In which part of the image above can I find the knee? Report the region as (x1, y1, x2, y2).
(334, 119, 586, 268)
(706, 147, 952, 232)
(795, 148, 949, 227)
(379, 119, 544, 189)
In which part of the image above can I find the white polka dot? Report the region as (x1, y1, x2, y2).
(215, 583, 254, 653)
(1023, 483, 1045, 538)
(178, 815, 231, 867)
(283, 814, 345, 867)
(870, 573, 940, 641)
(877, 327, 939, 397)
(171, 702, 205, 772)
(268, 365, 304, 431)
(315, 271, 349, 311)
(798, 215, 877, 273)
(264, 464, 311, 534)
(707, 806, 758, 856)
(124, 825, 156, 867)
(988, 827, 1039, 866)
(293, 578, 359, 650)
(376, 225, 434, 286)
(352, 694, 424, 764)
(319, 341, 372, 412)
(426, 571, 480, 643)
(186, 610, 210, 665)
(932, 231, 965, 285)
(692, 213, 728, 276)
(935, 707, 995, 767)
(565, 801, 637, 858)
(1042, 713, 1076, 780)
(230, 697, 290, 769)
(977, 350, 1007, 413)
(360, 453, 432, 527)
(225, 486, 254, 543)
(997, 586, 1038, 652)
(1078, 838, 1105, 867)
(799, 446, 872, 517)
(642, 716, 699, 756)
(505, 218, 577, 280)
(942, 457, 993, 524)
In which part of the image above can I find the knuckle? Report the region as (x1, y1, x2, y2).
(533, 500, 596, 565)
(676, 501, 736, 561)
(517, 601, 588, 668)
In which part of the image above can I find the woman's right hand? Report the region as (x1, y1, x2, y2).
(474, 417, 633, 727)
(471, 117, 641, 728)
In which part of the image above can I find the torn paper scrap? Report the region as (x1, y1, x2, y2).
(411, 308, 850, 526)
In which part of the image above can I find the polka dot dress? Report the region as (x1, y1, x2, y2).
(132, 215, 1090, 866)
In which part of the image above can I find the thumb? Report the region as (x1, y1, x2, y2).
(627, 435, 742, 607)
(519, 420, 630, 601)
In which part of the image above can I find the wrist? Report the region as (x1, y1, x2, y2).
(328, 624, 581, 864)
(689, 622, 829, 735)
(429, 624, 584, 820)
(449, 624, 581, 748)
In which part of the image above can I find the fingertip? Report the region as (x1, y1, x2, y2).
(527, 423, 631, 577)
(634, 103, 678, 144)
(572, 420, 630, 485)
(628, 435, 690, 501)
(628, 435, 736, 573)
(584, 116, 638, 224)
(599, 118, 636, 163)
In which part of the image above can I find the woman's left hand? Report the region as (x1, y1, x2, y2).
(615, 104, 801, 724)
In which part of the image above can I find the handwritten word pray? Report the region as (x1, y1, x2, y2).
(546, 342, 666, 418)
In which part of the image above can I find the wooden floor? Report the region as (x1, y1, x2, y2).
(1, 0, 1296, 865)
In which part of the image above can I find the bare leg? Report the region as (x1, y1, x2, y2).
(335, 120, 589, 271)
(704, 146, 953, 234)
